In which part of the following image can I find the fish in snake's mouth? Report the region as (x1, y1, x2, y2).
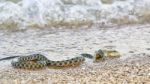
(0, 49, 121, 70)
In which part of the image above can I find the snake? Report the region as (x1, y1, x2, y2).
(11, 54, 85, 69)
(0, 49, 120, 70)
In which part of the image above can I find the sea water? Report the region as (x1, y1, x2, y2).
(0, 0, 150, 29)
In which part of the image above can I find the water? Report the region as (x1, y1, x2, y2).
(0, 0, 150, 29)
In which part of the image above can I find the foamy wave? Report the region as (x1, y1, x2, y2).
(0, 0, 150, 29)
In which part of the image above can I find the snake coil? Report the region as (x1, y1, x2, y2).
(11, 54, 85, 69)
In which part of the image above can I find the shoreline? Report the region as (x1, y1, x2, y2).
(0, 54, 150, 83)
(0, 25, 150, 83)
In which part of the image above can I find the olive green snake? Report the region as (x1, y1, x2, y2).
(0, 49, 120, 70)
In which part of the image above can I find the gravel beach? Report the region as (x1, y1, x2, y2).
(0, 25, 150, 84)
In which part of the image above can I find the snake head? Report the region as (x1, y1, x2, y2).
(93, 49, 105, 62)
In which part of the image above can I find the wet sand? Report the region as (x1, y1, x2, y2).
(0, 54, 150, 83)
(0, 25, 150, 83)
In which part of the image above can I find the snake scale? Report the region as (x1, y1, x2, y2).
(11, 54, 85, 69)
(0, 49, 120, 70)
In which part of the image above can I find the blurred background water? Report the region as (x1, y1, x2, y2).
(0, 0, 150, 30)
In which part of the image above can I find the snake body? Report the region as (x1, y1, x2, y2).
(11, 54, 85, 69)
(0, 49, 120, 70)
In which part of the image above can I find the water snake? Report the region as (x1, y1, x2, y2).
(11, 54, 85, 69)
(0, 49, 120, 70)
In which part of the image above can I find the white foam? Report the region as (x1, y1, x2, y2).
(0, 0, 150, 29)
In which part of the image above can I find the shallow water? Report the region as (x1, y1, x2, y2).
(0, 25, 150, 68)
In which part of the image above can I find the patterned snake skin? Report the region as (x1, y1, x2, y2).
(10, 49, 120, 70)
(11, 54, 85, 69)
